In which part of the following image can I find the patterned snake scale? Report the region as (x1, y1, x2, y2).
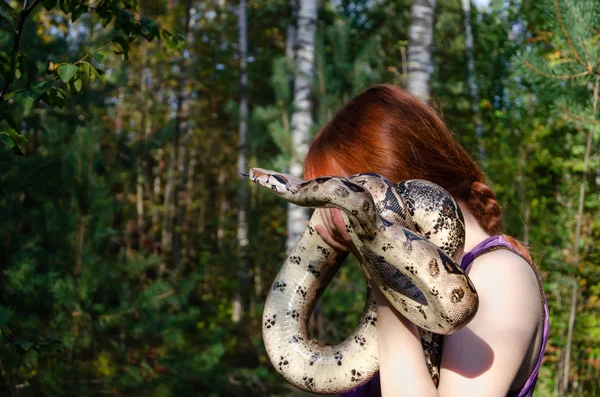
(247, 168, 479, 394)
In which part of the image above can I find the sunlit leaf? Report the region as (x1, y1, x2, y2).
(57, 64, 78, 82)
(91, 51, 105, 62)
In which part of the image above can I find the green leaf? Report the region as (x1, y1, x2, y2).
(112, 36, 130, 60)
(78, 61, 91, 80)
(0, 129, 24, 155)
(42, 0, 58, 11)
(0, 51, 11, 79)
(57, 64, 78, 83)
(99, 14, 112, 27)
(69, 77, 82, 93)
(90, 66, 105, 83)
(40, 86, 67, 108)
(122, 0, 136, 9)
(114, 11, 141, 38)
(91, 51, 105, 62)
(71, 4, 86, 22)
(30, 79, 54, 97)
(141, 17, 159, 40)
(0, 133, 15, 149)
(59, 0, 75, 14)
(162, 30, 184, 51)
(14, 92, 35, 112)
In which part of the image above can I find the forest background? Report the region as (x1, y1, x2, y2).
(0, 0, 599, 396)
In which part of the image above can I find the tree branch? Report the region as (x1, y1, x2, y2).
(559, 105, 600, 126)
(0, 0, 41, 103)
(554, 0, 588, 71)
(522, 59, 590, 80)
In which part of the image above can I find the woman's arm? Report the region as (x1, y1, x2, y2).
(374, 289, 439, 396)
(316, 209, 543, 397)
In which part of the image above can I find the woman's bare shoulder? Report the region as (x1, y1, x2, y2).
(466, 248, 542, 328)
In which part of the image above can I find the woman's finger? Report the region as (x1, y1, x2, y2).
(324, 208, 344, 240)
(315, 224, 350, 252)
(331, 209, 352, 243)
(319, 209, 331, 232)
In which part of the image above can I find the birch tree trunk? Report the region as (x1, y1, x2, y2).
(461, 0, 485, 163)
(152, 148, 163, 256)
(184, 148, 197, 262)
(216, 169, 228, 249)
(232, 0, 250, 323)
(286, 0, 297, 67)
(172, 0, 194, 268)
(286, 0, 317, 254)
(137, 40, 150, 253)
(161, 126, 176, 255)
(407, 0, 437, 102)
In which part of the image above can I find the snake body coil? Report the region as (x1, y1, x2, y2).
(247, 168, 478, 394)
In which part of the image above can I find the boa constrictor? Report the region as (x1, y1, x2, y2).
(247, 168, 479, 394)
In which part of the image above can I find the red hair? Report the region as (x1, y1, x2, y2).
(303, 84, 531, 263)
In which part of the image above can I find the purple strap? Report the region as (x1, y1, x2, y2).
(460, 235, 520, 271)
(341, 235, 550, 397)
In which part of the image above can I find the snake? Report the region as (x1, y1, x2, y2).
(247, 168, 479, 394)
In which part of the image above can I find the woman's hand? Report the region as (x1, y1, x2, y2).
(315, 208, 389, 303)
(314, 208, 356, 253)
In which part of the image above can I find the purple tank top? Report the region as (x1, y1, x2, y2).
(342, 235, 550, 397)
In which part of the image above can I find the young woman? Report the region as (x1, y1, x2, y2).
(302, 85, 549, 397)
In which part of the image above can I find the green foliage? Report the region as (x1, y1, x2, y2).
(0, 0, 180, 155)
(510, 0, 600, 393)
(0, 0, 598, 396)
(314, 16, 386, 125)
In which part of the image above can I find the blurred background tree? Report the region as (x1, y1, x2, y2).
(0, 0, 598, 396)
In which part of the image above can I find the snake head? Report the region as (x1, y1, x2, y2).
(247, 168, 307, 196)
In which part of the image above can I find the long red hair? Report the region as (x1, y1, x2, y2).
(303, 84, 531, 262)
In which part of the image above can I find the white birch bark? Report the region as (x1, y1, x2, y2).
(233, 0, 250, 323)
(172, 0, 195, 268)
(216, 169, 228, 249)
(161, 144, 175, 253)
(152, 148, 162, 257)
(286, 0, 297, 66)
(168, 0, 193, 266)
(286, 0, 317, 254)
(407, 0, 437, 102)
